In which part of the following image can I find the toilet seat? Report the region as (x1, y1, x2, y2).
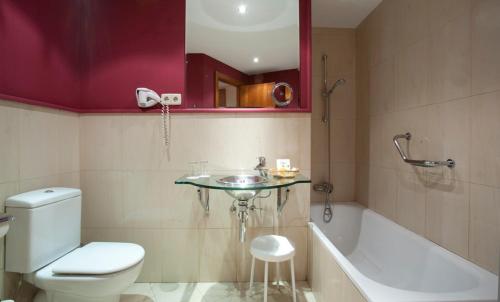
(52, 242, 144, 275)
(32, 242, 145, 300)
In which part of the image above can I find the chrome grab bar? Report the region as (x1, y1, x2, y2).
(393, 132, 455, 168)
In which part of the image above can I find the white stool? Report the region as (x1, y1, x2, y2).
(249, 235, 297, 302)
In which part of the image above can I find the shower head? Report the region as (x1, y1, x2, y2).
(325, 78, 346, 96)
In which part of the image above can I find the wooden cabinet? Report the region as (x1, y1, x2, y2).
(239, 82, 275, 108)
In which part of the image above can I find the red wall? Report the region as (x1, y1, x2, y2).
(0, 0, 311, 113)
(80, 0, 186, 112)
(186, 53, 252, 108)
(0, 0, 82, 110)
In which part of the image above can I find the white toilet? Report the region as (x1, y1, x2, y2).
(5, 188, 145, 302)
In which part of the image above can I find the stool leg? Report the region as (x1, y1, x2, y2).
(250, 256, 255, 289)
(290, 258, 297, 302)
(264, 261, 269, 302)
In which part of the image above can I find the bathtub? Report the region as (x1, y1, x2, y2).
(309, 202, 498, 302)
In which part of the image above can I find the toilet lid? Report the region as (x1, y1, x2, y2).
(52, 242, 145, 275)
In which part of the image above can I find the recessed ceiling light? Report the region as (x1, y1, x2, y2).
(253, 57, 259, 63)
(238, 4, 247, 14)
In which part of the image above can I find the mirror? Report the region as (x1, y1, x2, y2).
(186, 0, 300, 109)
(272, 82, 294, 107)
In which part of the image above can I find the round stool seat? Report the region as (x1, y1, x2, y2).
(250, 235, 295, 262)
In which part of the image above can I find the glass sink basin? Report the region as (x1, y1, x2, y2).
(217, 175, 267, 186)
(216, 175, 267, 200)
(175, 173, 310, 191)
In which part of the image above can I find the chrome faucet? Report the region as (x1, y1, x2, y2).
(255, 156, 268, 177)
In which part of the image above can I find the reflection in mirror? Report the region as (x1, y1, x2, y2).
(272, 82, 294, 107)
(186, 0, 300, 109)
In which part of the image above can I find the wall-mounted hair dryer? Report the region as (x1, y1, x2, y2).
(136, 87, 161, 108)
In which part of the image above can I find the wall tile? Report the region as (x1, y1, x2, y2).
(122, 171, 169, 229)
(425, 177, 469, 258)
(121, 114, 167, 171)
(469, 183, 500, 274)
(426, 98, 471, 182)
(395, 0, 429, 51)
(330, 73, 356, 120)
(276, 182, 311, 227)
(355, 116, 369, 165)
(312, 28, 355, 77)
(80, 115, 122, 171)
(161, 229, 199, 282)
(81, 171, 124, 228)
(369, 58, 395, 115)
(123, 229, 163, 282)
(380, 112, 401, 170)
(163, 172, 203, 229)
(58, 172, 81, 189)
(368, 116, 383, 167)
(428, 0, 471, 34)
(470, 91, 500, 188)
(57, 112, 80, 174)
(370, 167, 397, 220)
(0, 102, 19, 184)
(396, 171, 426, 235)
(332, 163, 355, 202)
(368, 0, 397, 66)
(395, 39, 429, 110)
(428, 14, 471, 103)
(333, 119, 356, 163)
(311, 75, 324, 121)
(393, 107, 428, 174)
(471, 0, 500, 95)
(18, 174, 60, 192)
(19, 107, 59, 179)
(355, 165, 369, 207)
(199, 228, 237, 282)
(311, 118, 328, 168)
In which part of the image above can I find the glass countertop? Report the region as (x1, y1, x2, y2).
(175, 174, 311, 191)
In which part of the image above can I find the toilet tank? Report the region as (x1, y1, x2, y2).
(6, 188, 82, 274)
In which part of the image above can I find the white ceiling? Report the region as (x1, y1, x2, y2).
(312, 0, 381, 28)
(186, 0, 381, 74)
(186, 0, 299, 75)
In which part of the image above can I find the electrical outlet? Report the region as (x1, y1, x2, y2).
(160, 93, 182, 105)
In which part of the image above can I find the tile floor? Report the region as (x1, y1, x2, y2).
(121, 282, 316, 302)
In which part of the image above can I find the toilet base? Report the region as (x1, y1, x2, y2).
(35, 290, 120, 302)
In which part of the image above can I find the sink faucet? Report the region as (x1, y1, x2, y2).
(255, 156, 268, 177)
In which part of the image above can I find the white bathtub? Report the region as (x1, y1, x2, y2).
(309, 202, 498, 302)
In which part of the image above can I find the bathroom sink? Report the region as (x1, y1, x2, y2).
(217, 175, 267, 201)
(217, 175, 267, 186)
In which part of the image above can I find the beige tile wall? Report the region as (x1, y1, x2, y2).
(355, 0, 500, 274)
(311, 28, 357, 203)
(0, 99, 80, 299)
(80, 113, 311, 282)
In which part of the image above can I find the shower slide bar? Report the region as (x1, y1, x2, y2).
(393, 132, 455, 168)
